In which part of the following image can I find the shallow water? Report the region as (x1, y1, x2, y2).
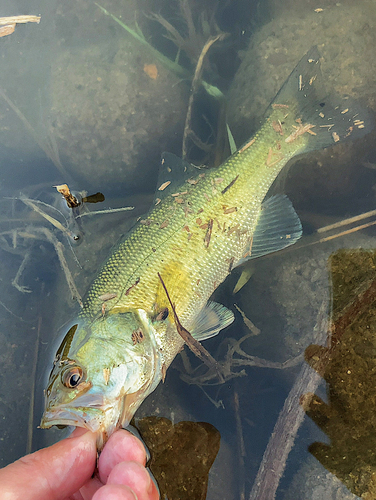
(1, 1, 376, 499)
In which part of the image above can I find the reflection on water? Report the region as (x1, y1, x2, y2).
(302, 250, 376, 499)
(1, 0, 376, 499)
(137, 416, 221, 500)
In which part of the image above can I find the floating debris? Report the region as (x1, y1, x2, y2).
(99, 293, 117, 302)
(238, 138, 256, 155)
(0, 15, 40, 38)
(125, 277, 140, 296)
(204, 219, 213, 248)
(285, 122, 316, 143)
(54, 184, 79, 209)
(75, 206, 134, 219)
(332, 131, 340, 142)
(158, 181, 171, 191)
(221, 175, 239, 194)
(158, 272, 223, 381)
(234, 304, 260, 336)
(143, 63, 158, 80)
(223, 206, 237, 214)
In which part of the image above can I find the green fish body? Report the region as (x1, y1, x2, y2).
(41, 47, 373, 448)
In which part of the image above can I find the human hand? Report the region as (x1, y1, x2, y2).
(0, 428, 159, 500)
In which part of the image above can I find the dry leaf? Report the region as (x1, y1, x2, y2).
(143, 63, 158, 80)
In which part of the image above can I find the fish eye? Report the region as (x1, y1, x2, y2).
(62, 366, 83, 388)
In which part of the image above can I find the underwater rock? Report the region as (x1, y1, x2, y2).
(49, 37, 188, 192)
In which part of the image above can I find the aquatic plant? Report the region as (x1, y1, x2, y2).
(95, 3, 225, 100)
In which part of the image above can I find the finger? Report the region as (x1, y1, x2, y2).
(69, 491, 84, 500)
(98, 430, 147, 484)
(77, 474, 103, 500)
(69, 427, 90, 439)
(92, 484, 137, 500)
(108, 461, 159, 500)
(0, 431, 97, 500)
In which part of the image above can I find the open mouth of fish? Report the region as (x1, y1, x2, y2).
(40, 406, 104, 433)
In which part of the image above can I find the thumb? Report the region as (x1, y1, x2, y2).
(0, 431, 97, 500)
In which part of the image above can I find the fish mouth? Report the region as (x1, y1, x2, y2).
(40, 406, 103, 433)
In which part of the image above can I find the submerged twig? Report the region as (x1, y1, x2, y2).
(12, 250, 31, 293)
(234, 391, 246, 500)
(317, 208, 376, 233)
(180, 333, 303, 386)
(19, 197, 78, 241)
(8, 196, 82, 269)
(248, 303, 329, 500)
(198, 385, 224, 409)
(182, 33, 225, 160)
(33, 227, 82, 307)
(26, 314, 42, 454)
(250, 263, 376, 499)
(157, 272, 224, 382)
(234, 304, 260, 336)
(316, 219, 376, 244)
(0, 298, 28, 322)
(0, 86, 69, 177)
(75, 206, 134, 218)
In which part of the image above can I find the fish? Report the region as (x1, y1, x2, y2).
(40, 47, 373, 449)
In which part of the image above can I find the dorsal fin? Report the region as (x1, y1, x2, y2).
(153, 152, 202, 205)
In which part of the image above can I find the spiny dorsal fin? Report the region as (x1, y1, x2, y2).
(153, 152, 202, 205)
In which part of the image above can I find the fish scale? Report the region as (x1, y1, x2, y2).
(82, 109, 305, 324)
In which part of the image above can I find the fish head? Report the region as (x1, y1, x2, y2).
(40, 309, 162, 449)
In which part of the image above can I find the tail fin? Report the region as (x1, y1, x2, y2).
(266, 46, 374, 151)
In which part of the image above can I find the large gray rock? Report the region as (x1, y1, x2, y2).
(49, 37, 188, 191)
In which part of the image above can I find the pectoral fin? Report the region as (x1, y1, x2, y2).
(236, 194, 302, 266)
(191, 302, 234, 341)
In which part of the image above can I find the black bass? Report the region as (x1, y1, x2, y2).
(41, 47, 373, 448)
